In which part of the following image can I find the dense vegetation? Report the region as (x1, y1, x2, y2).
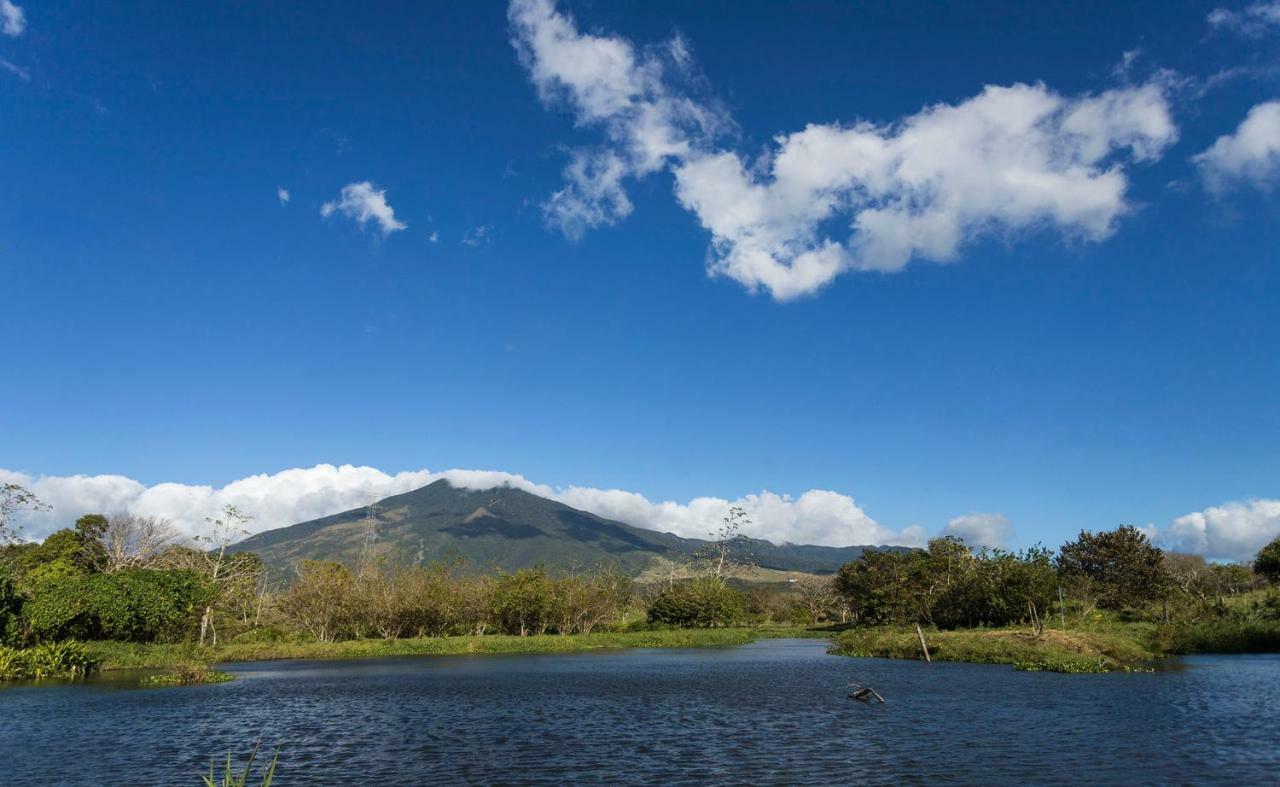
(3, 481, 1280, 679)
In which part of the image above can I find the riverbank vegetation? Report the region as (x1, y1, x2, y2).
(825, 527, 1280, 670)
(3, 484, 1279, 677)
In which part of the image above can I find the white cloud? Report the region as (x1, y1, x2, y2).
(508, 0, 1177, 300)
(942, 512, 1014, 550)
(1192, 100, 1280, 193)
(556, 486, 924, 547)
(428, 230, 439, 243)
(1207, 2, 1280, 35)
(0, 464, 922, 549)
(0, 0, 24, 37)
(277, 187, 290, 206)
(321, 181, 407, 235)
(1163, 499, 1280, 562)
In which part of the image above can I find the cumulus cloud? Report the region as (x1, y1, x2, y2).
(321, 181, 407, 235)
(0, 465, 922, 549)
(508, 0, 1177, 300)
(1163, 499, 1280, 563)
(942, 512, 1014, 550)
(1207, 1, 1280, 35)
(1192, 101, 1280, 193)
(0, 0, 24, 37)
(277, 187, 290, 206)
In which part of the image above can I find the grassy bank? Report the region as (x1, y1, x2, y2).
(87, 626, 825, 671)
(832, 619, 1280, 672)
(832, 626, 1155, 672)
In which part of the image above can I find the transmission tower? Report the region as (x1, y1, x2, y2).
(357, 502, 382, 578)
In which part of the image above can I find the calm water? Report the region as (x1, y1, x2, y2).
(2, 639, 1279, 785)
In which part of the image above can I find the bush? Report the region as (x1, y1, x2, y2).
(646, 578, 743, 628)
(0, 640, 97, 681)
(23, 569, 209, 643)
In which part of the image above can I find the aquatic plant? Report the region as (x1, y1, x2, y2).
(202, 742, 279, 787)
(141, 661, 234, 687)
(0, 640, 97, 681)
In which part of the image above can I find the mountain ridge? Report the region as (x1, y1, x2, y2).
(232, 479, 901, 577)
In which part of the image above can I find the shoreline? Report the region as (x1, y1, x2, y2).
(69, 619, 1280, 676)
(831, 620, 1280, 672)
(85, 627, 830, 672)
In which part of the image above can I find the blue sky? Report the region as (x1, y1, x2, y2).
(2, 0, 1278, 558)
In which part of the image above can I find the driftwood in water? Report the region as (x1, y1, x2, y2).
(847, 682, 886, 703)
(915, 623, 932, 663)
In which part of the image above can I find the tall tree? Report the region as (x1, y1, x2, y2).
(1056, 526, 1170, 610)
(101, 514, 179, 573)
(695, 506, 755, 579)
(180, 505, 261, 646)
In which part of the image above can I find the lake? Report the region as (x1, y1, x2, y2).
(2, 639, 1278, 785)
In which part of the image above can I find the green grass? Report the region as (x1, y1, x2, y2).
(86, 625, 825, 671)
(831, 626, 1156, 672)
(832, 615, 1280, 672)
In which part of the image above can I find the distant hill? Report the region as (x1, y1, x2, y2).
(231, 480, 900, 578)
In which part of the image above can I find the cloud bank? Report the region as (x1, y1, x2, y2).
(4, 465, 1276, 561)
(0, 465, 921, 549)
(1192, 101, 1280, 193)
(508, 0, 1178, 299)
(321, 181, 407, 235)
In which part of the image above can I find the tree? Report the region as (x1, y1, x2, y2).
(1056, 526, 1170, 610)
(694, 506, 755, 579)
(792, 575, 837, 625)
(101, 514, 178, 573)
(279, 561, 356, 642)
(175, 505, 262, 645)
(0, 563, 19, 643)
(490, 568, 554, 636)
(1255, 538, 1280, 584)
(73, 514, 109, 572)
(0, 483, 48, 544)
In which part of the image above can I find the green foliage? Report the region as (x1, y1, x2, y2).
(203, 742, 279, 787)
(0, 640, 97, 680)
(140, 662, 234, 686)
(23, 569, 209, 643)
(1056, 525, 1170, 610)
(490, 568, 555, 636)
(833, 538, 1056, 629)
(646, 577, 744, 627)
(0, 563, 19, 643)
(1255, 538, 1280, 584)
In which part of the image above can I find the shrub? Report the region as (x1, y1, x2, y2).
(23, 569, 209, 643)
(0, 640, 97, 680)
(646, 578, 743, 628)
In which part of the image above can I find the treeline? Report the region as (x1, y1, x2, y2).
(0, 511, 263, 646)
(827, 526, 1278, 630)
(279, 561, 635, 641)
(3, 479, 1280, 655)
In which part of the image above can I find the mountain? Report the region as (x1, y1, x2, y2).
(231, 479, 894, 577)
